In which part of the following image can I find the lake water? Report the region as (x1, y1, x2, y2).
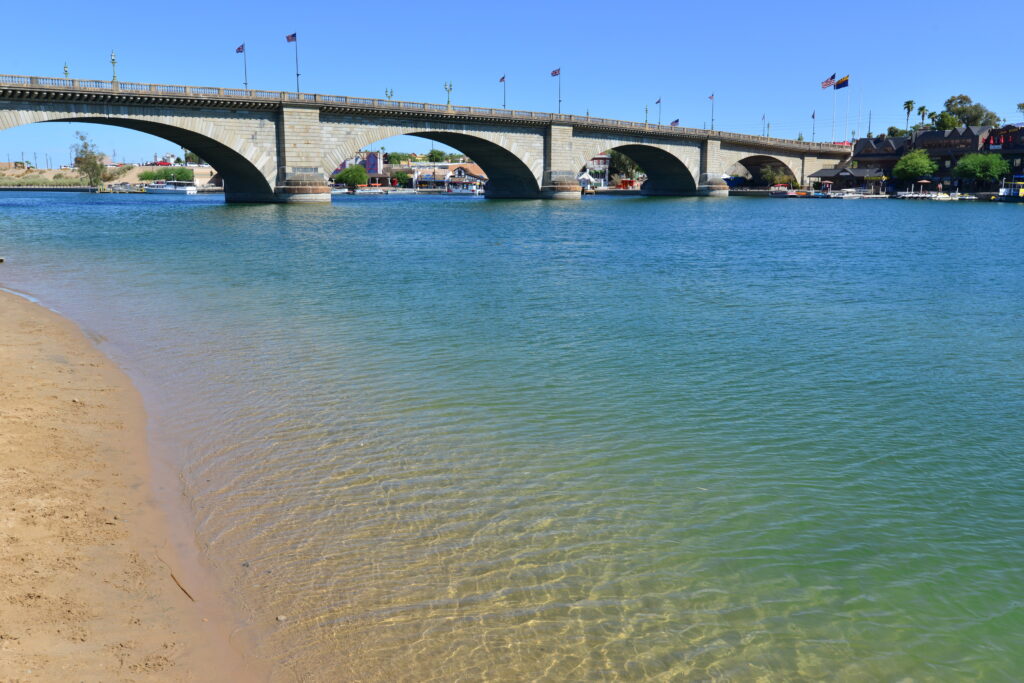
(2, 192, 1023, 681)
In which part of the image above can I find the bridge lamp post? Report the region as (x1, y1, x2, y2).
(444, 81, 453, 111)
(110, 50, 118, 83)
(63, 62, 69, 79)
(644, 105, 649, 129)
(385, 88, 394, 101)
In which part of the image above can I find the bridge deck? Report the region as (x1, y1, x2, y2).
(0, 74, 849, 157)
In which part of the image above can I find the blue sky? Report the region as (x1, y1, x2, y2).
(2, 0, 1021, 165)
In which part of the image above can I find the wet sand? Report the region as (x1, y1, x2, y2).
(0, 289, 254, 680)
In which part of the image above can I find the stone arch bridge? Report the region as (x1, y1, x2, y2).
(0, 74, 849, 203)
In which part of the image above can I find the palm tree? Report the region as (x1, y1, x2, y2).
(903, 100, 915, 131)
(917, 105, 928, 125)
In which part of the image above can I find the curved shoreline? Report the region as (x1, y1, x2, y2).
(0, 289, 257, 680)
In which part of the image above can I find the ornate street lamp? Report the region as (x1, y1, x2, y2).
(110, 50, 118, 82)
(444, 81, 453, 110)
(385, 88, 394, 101)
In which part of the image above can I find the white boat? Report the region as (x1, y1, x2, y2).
(448, 186, 484, 195)
(146, 180, 197, 195)
(353, 186, 388, 195)
(768, 184, 796, 198)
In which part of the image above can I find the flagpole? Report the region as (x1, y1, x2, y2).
(831, 84, 836, 143)
(812, 112, 816, 142)
(658, 99, 661, 125)
(711, 94, 715, 131)
(558, 72, 562, 114)
(242, 43, 248, 90)
(294, 37, 301, 92)
(845, 87, 850, 142)
(503, 78, 506, 109)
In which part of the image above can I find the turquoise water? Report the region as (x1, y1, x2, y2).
(2, 193, 1023, 680)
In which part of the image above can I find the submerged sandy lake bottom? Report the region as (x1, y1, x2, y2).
(3, 192, 1023, 680)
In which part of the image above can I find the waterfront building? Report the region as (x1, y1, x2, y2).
(808, 166, 888, 192)
(983, 123, 1024, 172)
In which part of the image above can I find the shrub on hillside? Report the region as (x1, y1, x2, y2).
(138, 167, 194, 182)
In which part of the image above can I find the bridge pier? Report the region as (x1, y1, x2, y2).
(542, 124, 582, 199)
(697, 140, 729, 196)
(272, 106, 332, 203)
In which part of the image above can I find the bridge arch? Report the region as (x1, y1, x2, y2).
(0, 106, 278, 201)
(570, 140, 698, 196)
(321, 122, 544, 198)
(725, 155, 800, 187)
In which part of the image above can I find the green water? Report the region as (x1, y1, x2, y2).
(2, 193, 1023, 680)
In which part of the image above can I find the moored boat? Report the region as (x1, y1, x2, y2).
(146, 180, 198, 195)
(768, 184, 796, 198)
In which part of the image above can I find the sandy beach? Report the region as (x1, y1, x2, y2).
(0, 289, 252, 681)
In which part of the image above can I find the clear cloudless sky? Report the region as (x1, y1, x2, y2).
(2, 0, 1021, 166)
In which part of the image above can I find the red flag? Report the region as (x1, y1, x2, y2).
(499, 75, 505, 83)
(551, 68, 560, 77)
(285, 33, 297, 42)
(236, 43, 245, 53)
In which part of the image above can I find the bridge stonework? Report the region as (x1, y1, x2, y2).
(0, 76, 849, 203)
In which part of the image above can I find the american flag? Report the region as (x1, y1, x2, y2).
(499, 75, 505, 83)
(551, 68, 560, 77)
(670, 119, 679, 126)
(708, 93, 714, 100)
(821, 73, 836, 89)
(236, 43, 245, 54)
(285, 33, 297, 43)
(655, 98, 661, 105)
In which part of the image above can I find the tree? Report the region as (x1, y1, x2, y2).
(388, 152, 412, 163)
(609, 150, 640, 179)
(917, 105, 928, 124)
(933, 111, 960, 131)
(184, 151, 204, 164)
(887, 126, 910, 137)
(426, 149, 446, 162)
(903, 100, 915, 131)
(72, 131, 105, 187)
(942, 94, 999, 127)
(759, 167, 779, 186)
(953, 153, 1010, 187)
(393, 171, 411, 188)
(333, 165, 368, 188)
(1017, 102, 1024, 117)
(892, 149, 938, 184)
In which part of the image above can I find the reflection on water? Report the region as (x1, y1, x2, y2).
(3, 193, 1024, 680)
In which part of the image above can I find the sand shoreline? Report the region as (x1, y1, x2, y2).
(0, 289, 257, 680)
